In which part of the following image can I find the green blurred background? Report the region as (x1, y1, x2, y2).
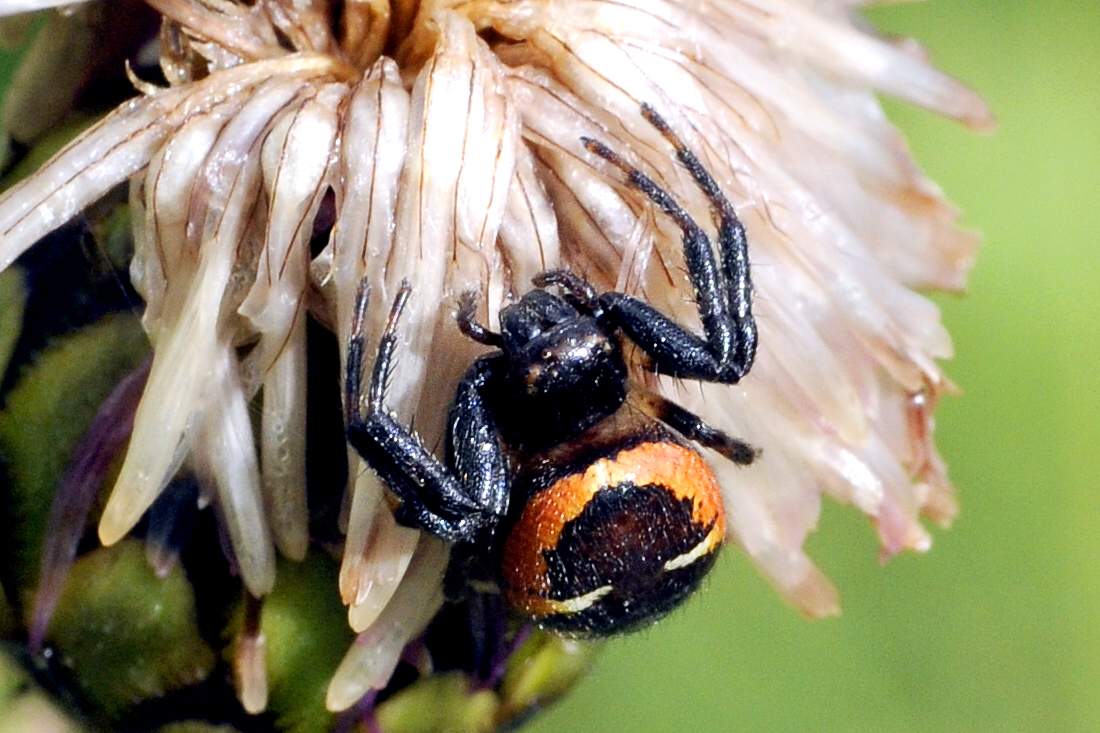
(2, 1, 1098, 731)
(528, 1, 1100, 731)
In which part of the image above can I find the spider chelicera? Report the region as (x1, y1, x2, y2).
(344, 105, 758, 636)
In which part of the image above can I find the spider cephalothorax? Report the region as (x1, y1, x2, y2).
(345, 105, 758, 636)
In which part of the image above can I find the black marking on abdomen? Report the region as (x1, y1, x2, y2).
(540, 481, 716, 635)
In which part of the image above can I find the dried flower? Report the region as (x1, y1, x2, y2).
(0, 0, 990, 722)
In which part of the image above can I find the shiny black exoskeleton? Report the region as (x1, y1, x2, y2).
(345, 105, 759, 634)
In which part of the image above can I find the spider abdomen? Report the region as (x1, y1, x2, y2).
(501, 438, 726, 635)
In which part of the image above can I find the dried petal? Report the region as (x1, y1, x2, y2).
(346, 505, 419, 632)
(341, 0, 391, 68)
(496, 142, 563, 288)
(28, 361, 149, 653)
(144, 0, 283, 61)
(240, 81, 346, 560)
(233, 596, 269, 714)
(193, 351, 275, 597)
(396, 11, 521, 447)
(0, 55, 339, 271)
(99, 77, 300, 554)
(326, 538, 448, 712)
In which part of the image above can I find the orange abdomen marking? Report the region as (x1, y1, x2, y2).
(502, 440, 726, 618)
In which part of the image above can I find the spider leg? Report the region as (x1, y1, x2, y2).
(533, 269, 599, 312)
(345, 279, 510, 543)
(457, 289, 503, 347)
(640, 104, 753, 347)
(582, 107, 757, 384)
(344, 276, 373, 428)
(636, 390, 758, 466)
(446, 355, 511, 518)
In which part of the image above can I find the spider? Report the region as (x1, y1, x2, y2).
(345, 105, 758, 636)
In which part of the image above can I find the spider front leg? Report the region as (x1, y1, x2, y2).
(532, 269, 599, 312)
(582, 106, 757, 384)
(344, 279, 510, 543)
(457, 290, 503, 347)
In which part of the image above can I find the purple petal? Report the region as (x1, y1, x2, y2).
(482, 624, 532, 691)
(28, 358, 150, 653)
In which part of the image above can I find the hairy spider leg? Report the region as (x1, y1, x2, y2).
(344, 279, 509, 542)
(640, 103, 756, 369)
(446, 357, 511, 519)
(579, 111, 757, 384)
(532, 269, 599, 312)
(456, 289, 503, 347)
(635, 390, 758, 466)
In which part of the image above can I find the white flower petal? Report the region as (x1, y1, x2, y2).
(705, 0, 993, 129)
(0, 87, 189, 271)
(131, 94, 249, 335)
(238, 81, 346, 560)
(257, 312, 310, 560)
(346, 505, 420, 632)
(0, 55, 339, 274)
(408, 11, 522, 444)
(234, 626, 268, 714)
(98, 77, 303, 552)
(145, 0, 283, 61)
(505, 66, 653, 289)
(338, 11, 524, 636)
(193, 350, 276, 597)
(497, 141, 564, 287)
(339, 468, 420, 627)
(326, 537, 448, 712)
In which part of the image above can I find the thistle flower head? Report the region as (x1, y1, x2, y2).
(0, 0, 990, 721)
